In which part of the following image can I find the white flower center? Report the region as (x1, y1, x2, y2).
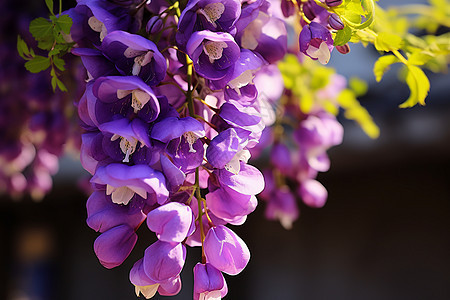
(135, 284, 159, 299)
(199, 290, 222, 300)
(224, 149, 251, 175)
(117, 89, 151, 113)
(111, 134, 138, 163)
(183, 131, 199, 153)
(88, 16, 107, 42)
(306, 41, 331, 65)
(203, 41, 228, 64)
(197, 2, 225, 28)
(106, 185, 147, 205)
(124, 48, 155, 76)
(228, 70, 255, 95)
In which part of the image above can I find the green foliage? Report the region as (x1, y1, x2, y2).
(338, 89, 379, 139)
(334, 26, 352, 46)
(374, 32, 403, 52)
(17, 0, 73, 92)
(373, 55, 399, 82)
(279, 54, 379, 139)
(399, 65, 430, 108)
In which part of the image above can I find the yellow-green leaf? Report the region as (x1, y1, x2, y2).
(373, 55, 399, 82)
(407, 51, 433, 66)
(399, 65, 430, 107)
(374, 32, 403, 52)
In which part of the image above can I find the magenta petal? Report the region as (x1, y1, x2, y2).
(146, 202, 194, 243)
(204, 225, 250, 275)
(94, 224, 137, 269)
(86, 190, 146, 232)
(158, 275, 182, 296)
(91, 163, 169, 204)
(130, 258, 156, 286)
(205, 186, 257, 222)
(193, 263, 226, 296)
(218, 162, 264, 195)
(143, 241, 186, 283)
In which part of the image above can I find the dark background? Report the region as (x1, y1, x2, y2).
(1, 0, 450, 299)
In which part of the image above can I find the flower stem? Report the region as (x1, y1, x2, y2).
(195, 167, 207, 264)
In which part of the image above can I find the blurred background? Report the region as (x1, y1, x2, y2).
(1, 0, 449, 299)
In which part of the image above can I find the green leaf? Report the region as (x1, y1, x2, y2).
(399, 65, 430, 108)
(374, 32, 403, 52)
(45, 0, 54, 15)
(24, 55, 51, 73)
(17, 35, 31, 59)
(51, 75, 57, 91)
(55, 15, 73, 35)
(334, 26, 352, 46)
(53, 56, 65, 71)
(55, 77, 67, 92)
(29, 17, 53, 40)
(38, 38, 54, 51)
(373, 55, 399, 82)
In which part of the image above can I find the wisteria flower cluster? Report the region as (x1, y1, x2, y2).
(68, 0, 288, 297)
(13, 0, 450, 298)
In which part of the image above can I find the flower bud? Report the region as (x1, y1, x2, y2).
(325, 0, 343, 7)
(328, 13, 344, 30)
(336, 44, 351, 54)
(204, 225, 250, 275)
(302, 2, 316, 20)
(146, 16, 163, 34)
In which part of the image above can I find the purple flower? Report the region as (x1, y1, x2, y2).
(143, 240, 186, 283)
(217, 162, 264, 195)
(265, 186, 299, 229)
(86, 190, 146, 233)
(204, 225, 250, 275)
(68, 0, 137, 47)
(236, 9, 287, 63)
(176, 0, 241, 47)
(130, 258, 182, 298)
(299, 22, 334, 64)
(92, 76, 160, 123)
(102, 31, 167, 86)
(146, 202, 195, 243)
(205, 185, 257, 222)
(91, 163, 169, 205)
(270, 142, 293, 176)
(151, 117, 206, 172)
(94, 224, 137, 269)
(98, 118, 151, 163)
(186, 30, 240, 81)
(193, 263, 228, 300)
(298, 179, 328, 208)
(71, 48, 118, 80)
(217, 49, 266, 104)
(219, 102, 264, 148)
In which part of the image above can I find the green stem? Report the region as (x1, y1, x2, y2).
(195, 168, 206, 264)
(186, 55, 195, 117)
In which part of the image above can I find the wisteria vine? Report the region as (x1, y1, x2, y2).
(9, 0, 450, 299)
